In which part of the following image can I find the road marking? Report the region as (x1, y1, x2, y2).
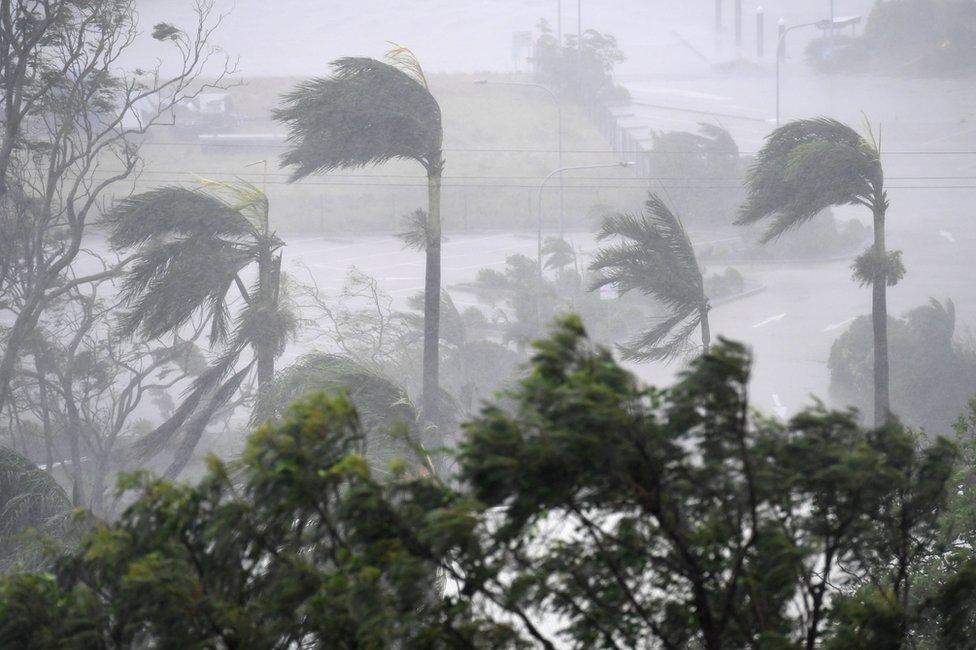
(822, 317, 856, 332)
(939, 229, 956, 243)
(752, 313, 786, 328)
(772, 394, 788, 419)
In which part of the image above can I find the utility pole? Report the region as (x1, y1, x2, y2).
(756, 6, 764, 57)
(735, 0, 742, 47)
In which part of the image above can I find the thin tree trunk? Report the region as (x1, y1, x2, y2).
(872, 205, 890, 426)
(255, 247, 276, 391)
(422, 165, 443, 429)
(700, 303, 711, 355)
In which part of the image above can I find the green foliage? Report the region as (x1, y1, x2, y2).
(591, 193, 709, 361)
(703, 267, 745, 300)
(470, 250, 637, 352)
(1, 321, 971, 648)
(852, 246, 906, 287)
(274, 56, 443, 178)
(107, 180, 296, 474)
(105, 183, 287, 347)
(647, 123, 745, 228)
(829, 298, 976, 434)
(0, 448, 74, 573)
(530, 20, 627, 103)
(807, 0, 976, 75)
(737, 117, 883, 243)
(251, 352, 425, 470)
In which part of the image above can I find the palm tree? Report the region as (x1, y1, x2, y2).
(106, 180, 296, 474)
(251, 353, 433, 475)
(736, 117, 901, 426)
(0, 446, 75, 572)
(590, 193, 710, 362)
(274, 46, 445, 427)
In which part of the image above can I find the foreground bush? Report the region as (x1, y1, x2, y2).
(1, 317, 974, 648)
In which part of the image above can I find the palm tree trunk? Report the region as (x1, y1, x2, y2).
(255, 248, 275, 390)
(872, 206, 890, 426)
(422, 165, 443, 428)
(700, 303, 711, 355)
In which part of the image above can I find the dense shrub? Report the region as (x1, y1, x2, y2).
(829, 298, 976, 434)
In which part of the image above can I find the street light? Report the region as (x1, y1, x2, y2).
(536, 161, 634, 276)
(775, 16, 860, 126)
(475, 79, 565, 233)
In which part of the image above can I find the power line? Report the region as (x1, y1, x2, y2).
(95, 168, 976, 182)
(132, 140, 976, 156)
(85, 174, 976, 191)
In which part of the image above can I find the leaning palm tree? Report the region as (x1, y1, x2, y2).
(274, 46, 444, 427)
(591, 193, 710, 362)
(105, 180, 296, 474)
(735, 117, 901, 426)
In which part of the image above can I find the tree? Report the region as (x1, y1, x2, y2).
(590, 193, 710, 362)
(736, 117, 901, 426)
(250, 352, 429, 473)
(0, 0, 232, 416)
(647, 123, 743, 229)
(0, 446, 74, 573)
(828, 297, 976, 435)
(4, 278, 210, 512)
(1, 319, 967, 648)
(274, 47, 445, 428)
(105, 180, 296, 476)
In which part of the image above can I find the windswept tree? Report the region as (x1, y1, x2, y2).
(274, 46, 445, 427)
(591, 193, 710, 362)
(0, 0, 232, 415)
(106, 180, 296, 476)
(737, 117, 899, 426)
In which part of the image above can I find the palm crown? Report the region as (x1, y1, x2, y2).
(274, 56, 443, 177)
(736, 117, 883, 242)
(591, 194, 708, 362)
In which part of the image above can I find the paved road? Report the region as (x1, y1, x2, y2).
(277, 219, 976, 424)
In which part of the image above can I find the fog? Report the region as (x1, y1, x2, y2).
(4, 0, 976, 643)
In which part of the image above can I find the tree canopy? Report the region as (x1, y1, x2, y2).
(1, 319, 973, 648)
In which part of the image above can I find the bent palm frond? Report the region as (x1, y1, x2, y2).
(737, 117, 882, 242)
(0, 447, 73, 571)
(274, 57, 443, 178)
(591, 194, 707, 362)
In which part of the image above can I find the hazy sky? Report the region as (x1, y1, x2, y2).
(132, 0, 877, 76)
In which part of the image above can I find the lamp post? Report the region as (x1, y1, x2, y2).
(475, 79, 564, 232)
(536, 161, 634, 276)
(776, 16, 860, 125)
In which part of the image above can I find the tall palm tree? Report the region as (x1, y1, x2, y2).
(591, 193, 710, 362)
(274, 47, 445, 427)
(106, 180, 295, 474)
(736, 117, 901, 426)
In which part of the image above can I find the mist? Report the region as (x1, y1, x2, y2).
(2, 0, 976, 645)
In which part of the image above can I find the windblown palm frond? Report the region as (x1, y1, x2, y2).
(106, 186, 282, 345)
(274, 57, 443, 179)
(736, 117, 882, 242)
(384, 42, 429, 89)
(542, 237, 577, 271)
(105, 186, 256, 248)
(0, 447, 73, 572)
(396, 208, 431, 252)
(591, 194, 708, 362)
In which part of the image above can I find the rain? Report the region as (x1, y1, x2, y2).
(2, 0, 976, 646)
